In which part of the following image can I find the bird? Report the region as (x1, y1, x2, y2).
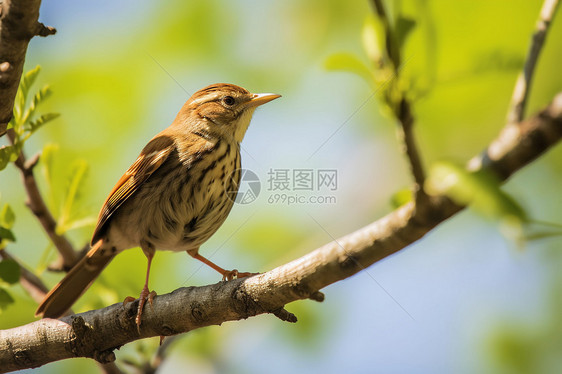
(35, 83, 280, 326)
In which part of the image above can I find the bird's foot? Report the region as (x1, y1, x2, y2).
(123, 288, 157, 330)
(222, 269, 260, 281)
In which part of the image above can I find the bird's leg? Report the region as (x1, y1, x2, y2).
(122, 246, 157, 329)
(135, 250, 155, 327)
(187, 250, 259, 281)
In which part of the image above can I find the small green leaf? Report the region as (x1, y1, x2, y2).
(325, 53, 375, 87)
(0, 146, 15, 171)
(41, 143, 59, 206)
(0, 204, 15, 229)
(13, 89, 25, 127)
(362, 14, 386, 64)
(41, 144, 58, 180)
(22, 85, 53, 126)
(0, 227, 16, 242)
(525, 230, 562, 241)
(395, 16, 416, 51)
(31, 85, 53, 111)
(27, 112, 60, 134)
(20, 66, 41, 100)
(390, 188, 413, 208)
(0, 287, 15, 312)
(0, 259, 20, 284)
(57, 160, 89, 235)
(14, 66, 41, 125)
(59, 216, 97, 232)
(426, 161, 527, 222)
(523, 220, 562, 241)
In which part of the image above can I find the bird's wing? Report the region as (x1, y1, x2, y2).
(91, 135, 175, 244)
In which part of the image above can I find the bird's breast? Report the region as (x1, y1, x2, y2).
(111, 139, 241, 253)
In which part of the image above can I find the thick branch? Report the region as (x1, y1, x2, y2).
(7, 131, 78, 269)
(1, 93, 561, 373)
(507, 0, 560, 124)
(0, 0, 56, 137)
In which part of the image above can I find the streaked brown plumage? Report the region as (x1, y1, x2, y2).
(36, 84, 280, 325)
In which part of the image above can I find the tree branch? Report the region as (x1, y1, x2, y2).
(0, 0, 56, 137)
(1, 93, 561, 373)
(507, 0, 560, 124)
(396, 98, 427, 203)
(7, 131, 78, 270)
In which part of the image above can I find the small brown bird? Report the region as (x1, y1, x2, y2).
(36, 83, 280, 325)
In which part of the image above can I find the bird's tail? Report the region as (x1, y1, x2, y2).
(35, 240, 116, 318)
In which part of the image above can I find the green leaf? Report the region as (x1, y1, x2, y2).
(0, 260, 20, 284)
(27, 112, 60, 135)
(22, 85, 53, 126)
(57, 159, 89, 235)
(19, 66, 41, 100)
(30, 85, 53, 111)
(60, 216, 97, 232)
(0, 288, 14, 313)
(324, 53, 375, 87)
(523, 220, 562, 241)
(362, 14, 386, 63)
(390, 188, 413, 208)
(395, 16, 416, 51)
(41, 143, 59, 208)
(0, 204, 15, 229)
(13, 89, 25, 128)
(525, 230, 562, 241)
(13, 66, 41, 125)
(425, 161, 527, 222)
(0, 288, 15, 312)
(0, 227, 16, 242)
(0, 146, 15, 171)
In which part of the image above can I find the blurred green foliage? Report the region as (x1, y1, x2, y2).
(426, 162, 526, 221)
(0, 257, 20, 313)
(0, 201, 16, 246)
(488, 275, 562, 374)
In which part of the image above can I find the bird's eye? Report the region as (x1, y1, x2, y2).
(222, 96, 235, 106)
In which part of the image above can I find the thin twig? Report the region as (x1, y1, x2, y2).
(370, 0, 400, 67)
(7, 130, 78, 270)
(397, 98, 427, 203)
(370, 0, 427, 202)
(1, 92, 561, 373)
(507, 0, 560, 124)
(139, 336, 180, 374)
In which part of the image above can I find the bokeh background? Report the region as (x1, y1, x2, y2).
(1, 1, 562, 373)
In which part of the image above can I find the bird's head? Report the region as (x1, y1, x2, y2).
(177, 83, 280, 143)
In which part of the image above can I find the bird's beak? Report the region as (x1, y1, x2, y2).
(248, 93, 281, 107)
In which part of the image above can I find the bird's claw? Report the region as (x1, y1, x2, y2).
(123, 286, 157, 330)
(222, 269, 260, 281)
(122, 296, 136, 307)
(148, 290, 157, 311)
